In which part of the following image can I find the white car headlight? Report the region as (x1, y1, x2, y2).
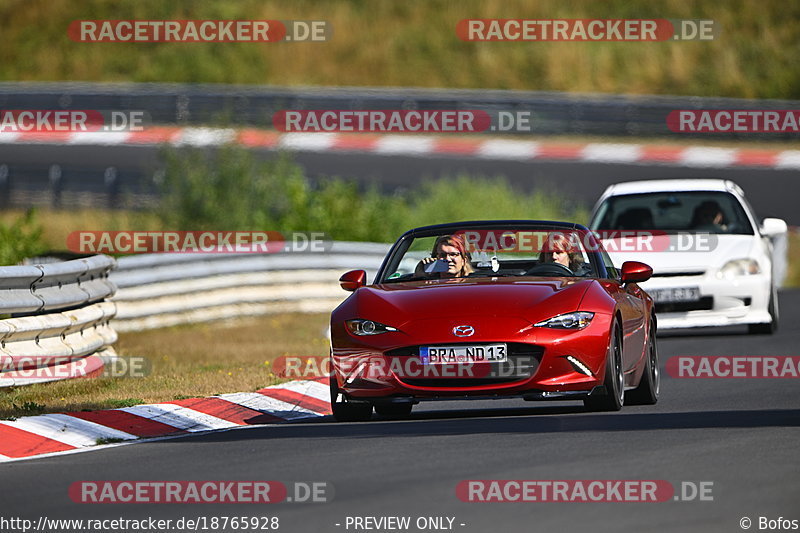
(345, 319, 398, 336)
(534, 312, 594, 329)
(717, 259, 760, 280)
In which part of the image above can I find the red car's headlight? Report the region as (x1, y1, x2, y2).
(345, 319, 399, 336)
(534, 312, 594, 329)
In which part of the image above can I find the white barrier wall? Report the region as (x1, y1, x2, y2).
(0, 256, 118, 387)
(110, 242, 390, 331)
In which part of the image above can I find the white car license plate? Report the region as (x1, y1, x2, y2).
(420, 344, 508, 364)
(649, 287, 701, 303)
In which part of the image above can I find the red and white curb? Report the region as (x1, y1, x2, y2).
(0, 377, 331, 463)
(0, 127, 798, 169)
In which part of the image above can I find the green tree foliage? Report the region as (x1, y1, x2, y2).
(158, 145, 587, 242)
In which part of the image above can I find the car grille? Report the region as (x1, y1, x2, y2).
(655, 296, 714, 313)
(386, 342, 543, 388)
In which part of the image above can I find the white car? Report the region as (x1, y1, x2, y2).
(589, 179, 787, 334)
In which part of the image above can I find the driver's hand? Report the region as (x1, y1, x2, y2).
(415, 257, 437, 276)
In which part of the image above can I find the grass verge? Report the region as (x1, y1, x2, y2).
(786, 231, 800, 288)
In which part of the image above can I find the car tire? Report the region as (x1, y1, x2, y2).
(374, 403, 413, 418)
(330, 376, 373, 422)
(626, 319, 659, 405)
(748, 284, 779, 335)
(584, 321, 624, 412)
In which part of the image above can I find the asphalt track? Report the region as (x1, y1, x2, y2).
(2, 290, 798, 533)
(1, 143, 799, 224)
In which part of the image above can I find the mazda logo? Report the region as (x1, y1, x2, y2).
(452, 325, 475, 337)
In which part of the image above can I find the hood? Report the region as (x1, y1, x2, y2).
(354, 277, 594, 327)
(602, 234, 759, 275)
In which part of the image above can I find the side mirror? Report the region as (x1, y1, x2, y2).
(621, 261, 653, 284)
(339, 270, 367, 292)
(761, 218, 787, 237)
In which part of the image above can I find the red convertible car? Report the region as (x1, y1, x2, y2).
(330, 221, 659, 421)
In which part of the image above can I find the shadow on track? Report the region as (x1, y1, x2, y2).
(173, 407, 800, 445)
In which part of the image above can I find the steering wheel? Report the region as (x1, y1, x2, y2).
(525, 262, 574, 276)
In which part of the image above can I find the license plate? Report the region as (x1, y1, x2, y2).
(649, 287, 700, 303)
(420, 344, 507, 364)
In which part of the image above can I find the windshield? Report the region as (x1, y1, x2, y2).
(379, 225, 605, 283)
(591, 191, 754, 235)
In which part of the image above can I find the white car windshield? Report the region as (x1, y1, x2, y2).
(591, 191, 754, 235)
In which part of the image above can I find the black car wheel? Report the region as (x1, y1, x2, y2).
(584, 321, 624, 412)
(330, 375, 373, 422)
(626, 319, 659, 405)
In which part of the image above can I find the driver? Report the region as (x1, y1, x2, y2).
(538, 232, 591, 275)
(690, 200, 727, 232)
(415, 234, 474, 278)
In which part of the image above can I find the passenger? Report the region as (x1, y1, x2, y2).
(415, 234, 474, 278)
(538, 232, 591, 275)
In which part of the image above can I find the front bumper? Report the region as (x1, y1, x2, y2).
(642, 273, 771, 329)
(331, 313, 615, 401)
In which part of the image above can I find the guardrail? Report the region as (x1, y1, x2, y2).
(0, 255, 118, 387)
(1, 82, 798, 139)
(110, 242, 390, 331)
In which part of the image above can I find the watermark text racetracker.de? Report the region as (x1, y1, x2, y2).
(282, 356, 800, 382)
(67, 231, 331, 254)
(456, 19, 717, 41)
(275, 354, 535, 381)
(0, 110, 149, 132)
(457, 480, 714, 502)
(70, 480, 333, 504)
(667, 356, 800, 378)
(273, 109, 534, 133)
(0, 355, 150, 379)
(668, 110, 800, 133)
(455, 229, 719, 254)
(69, 20, 331, 42)
(70, 228, 720, 257)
